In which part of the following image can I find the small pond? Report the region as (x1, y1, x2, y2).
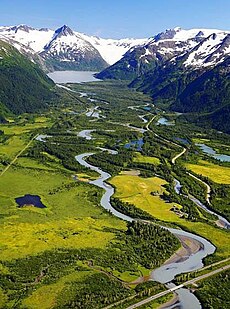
(157, 117, 175, 126)
(124, 138, 144, 151)
(196, 143, 230, 162)
(15, 195, 46, 208)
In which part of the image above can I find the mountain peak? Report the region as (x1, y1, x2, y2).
(11, 24, 34, 33)
(173, 27, 182, 32)
(54, 25, 74, 37)
(154, 28, 180, 42)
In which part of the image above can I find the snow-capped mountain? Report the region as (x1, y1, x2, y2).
(147, 27, 230, 68)
(79, 33, 147, 65)
(1, 24, 230, 74)
(96, 26, 230, 134)
(0, 25, 54, 53)
(97, 27, 230, 80)
(0, 24, 149, 71)
(39, 25, 108, 71)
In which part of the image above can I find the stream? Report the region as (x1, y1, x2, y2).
(43, 74, 223, 307)
(75, 131, 217, 309)
(174, 179, 230, 229)
(35, 124, 219, 307)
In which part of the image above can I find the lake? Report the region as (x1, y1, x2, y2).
(47, 71, 102, 83)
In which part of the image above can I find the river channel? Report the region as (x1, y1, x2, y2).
(75, 129, 218, 309)
(49, 73, 216, 308)
(174, 179, 230, 229)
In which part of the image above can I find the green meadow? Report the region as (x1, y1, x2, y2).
(110, 174, 230, 260)
(186, 160, 230, 184)
(1, 80, 229, 308)
(133, 152, 160, 165)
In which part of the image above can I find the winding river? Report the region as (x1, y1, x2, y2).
(45, 73, 223, 307)
(75, 130, 217, 308)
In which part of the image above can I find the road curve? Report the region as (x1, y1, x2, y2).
(172, 147, 186, 164)
(145, 115, 212, 206)
(188, 172, 211, 204)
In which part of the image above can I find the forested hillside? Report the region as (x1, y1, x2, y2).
(0, 40, 54, 118)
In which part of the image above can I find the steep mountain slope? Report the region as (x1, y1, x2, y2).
(39, 25, 108, 71)
(0, 39, 54, 117)
(0, 32, 49, 71)
(131, 32, 230, 110)
(97, 27, 229, 80)
(171, 56, 230, 113)
(183, 104, 230, 134)
(174, 57, 230, 133)
(96, 27, 230, 133)
(0, 25, 149, 71)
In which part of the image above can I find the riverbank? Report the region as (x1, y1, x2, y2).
(164, 235, 202, 265)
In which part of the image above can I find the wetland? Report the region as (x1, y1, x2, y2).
(0, 77, 229, 309)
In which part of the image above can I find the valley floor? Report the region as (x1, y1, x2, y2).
(0, 80, 229, 309)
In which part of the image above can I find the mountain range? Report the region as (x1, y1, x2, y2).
(0, 24, 148, 71)
(97, 27, 230, 79)
(97, 27, 230, 133)
(0, 24, 230, 133)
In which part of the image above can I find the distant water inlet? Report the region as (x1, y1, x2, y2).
(47, 71, 101, 83)
(15, 194, 46, 208)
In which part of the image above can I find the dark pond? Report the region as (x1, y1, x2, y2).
(173, 137, 190, 145)
(15, 195, 46, 208)
(124, 138, 144, 151)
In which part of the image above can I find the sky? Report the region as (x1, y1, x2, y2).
(1, 0, 230, 38)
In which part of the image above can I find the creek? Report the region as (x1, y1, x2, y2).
(174, 179, 230, 229)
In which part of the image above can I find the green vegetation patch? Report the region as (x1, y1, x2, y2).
(195, 269, 230, 309)
(186, 160, 230, 184)
(133, 152, 160, 165)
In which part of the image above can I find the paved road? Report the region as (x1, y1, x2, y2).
(126, 264, 230, 309)
(172, 147, 186, 164)
(146, 115, 211, 204)
(188, 172, 211, 204)
(0, 134, 38, 177)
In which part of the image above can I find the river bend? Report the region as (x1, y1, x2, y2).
(75, 150, 216, 309)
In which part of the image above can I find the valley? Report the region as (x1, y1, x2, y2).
(0, 76, 229, 309)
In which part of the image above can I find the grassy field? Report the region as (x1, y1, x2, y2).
(0, 116, 134, 308)
(133, 152, 160, 165)
(186, 160, 230, 184)
(1, 80, 229, 308)
(110, 174, 182, 222)
(0, 164, 126, 260)
(0, 160, 134, 308)
(0, 119, 51, 163)
(110, 174, 230, 260)
(22, 270, 95, 309)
